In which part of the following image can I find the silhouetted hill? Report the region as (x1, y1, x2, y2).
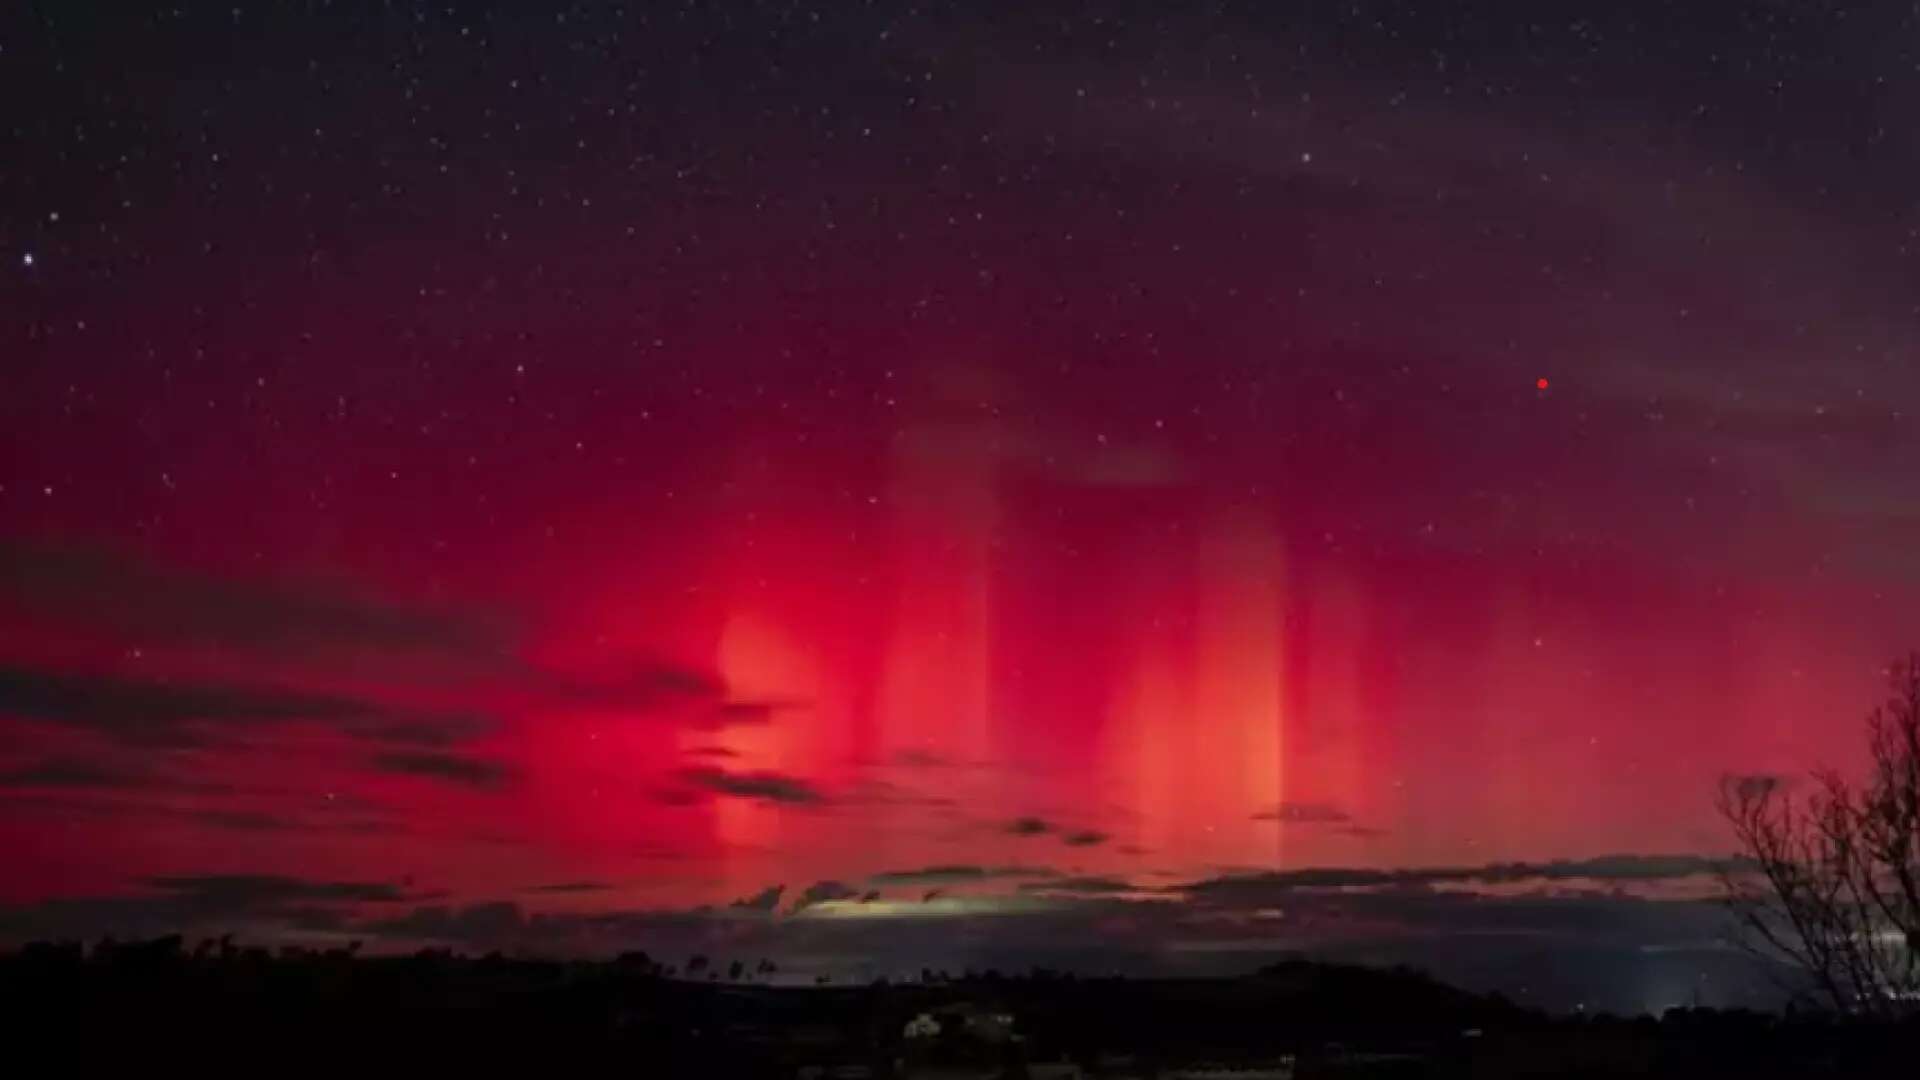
(1, 938, 1911, 1076)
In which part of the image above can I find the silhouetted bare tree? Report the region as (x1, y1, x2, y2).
(1718, 655, 1920, 1017)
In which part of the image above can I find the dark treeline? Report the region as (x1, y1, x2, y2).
(1, 937, 1913, 1076)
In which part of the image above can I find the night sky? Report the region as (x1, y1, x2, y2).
(5, 1, 1919, 1011)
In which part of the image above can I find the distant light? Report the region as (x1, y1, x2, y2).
(1536, 377, 1549, 391)
(22, 253, 34, 267)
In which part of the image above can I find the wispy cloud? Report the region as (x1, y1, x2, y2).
(371, 751, 515, 790)
(0, 758, 174, 791)
(868, 865, 1060, 887)
(144, 874, 409, 906)
(708, 700, 807, 726)
(679, 767, 824, 805)
(0, 792, 401, 835)
(0, 664, 490, 750)
(1017, 875, 1138, 896)
(0, 541, 511, 663)
(523, 881, 614, 895)
(1250, 802, 1353, 825)
(1004, 817, 1109, 846)
(545, 667, 800, 731)
(1175, 853, 1759, 903)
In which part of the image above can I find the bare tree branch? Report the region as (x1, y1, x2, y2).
(1716, 654, 1920, 1017)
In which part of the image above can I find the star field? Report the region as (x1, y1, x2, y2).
(4, 0, 1920, 1008)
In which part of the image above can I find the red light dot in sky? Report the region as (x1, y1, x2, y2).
(1536, 377, 1550, 390)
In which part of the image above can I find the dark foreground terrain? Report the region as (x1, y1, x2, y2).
(1, 938, 1911, 1076)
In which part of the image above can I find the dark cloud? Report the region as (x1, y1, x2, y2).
(1018, 876, 1137, 896)
(0, 541, 510, 662)
(1251, 802, 1353, 825)
(1001, 818, 1104, 845)
(679, 766, 823, 805)
(624, 666, 726, 700)
(0, 664, 372, 747)
(871, 749, 1013, 773)
(0, 546, 788, 740)
(868, 864, 1060, 886)
(0, 663, 490, 750)
(709, 700, 806, 726)
(0, 792, 163, 823)
(1508, 854, 1759, 883)
(185, 809, 306, 832)
(550, 665, 737, 715)
(686, 745, 739, 759)
(523, 881, 615, 895)
(0, 791, 401, 835)
(1176, 853, 1758, 904)
(145, 875, 408, 905)
(790, 880, 860, 912)
(0, 873, 412, 943)
(0, 757, 156, 790)
(371, 751, 515, 790)
(729, 885, 785, 913)
(351, 716, 493, 748)
(542, 666, 815, 731)
(838, 776, 956, 809)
